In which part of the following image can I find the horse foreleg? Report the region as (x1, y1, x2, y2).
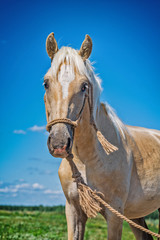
(65, 200, 87, 240)
(129, 217, 153, 240)
(107, 212, 123, 240)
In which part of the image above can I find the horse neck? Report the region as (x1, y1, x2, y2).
(73, 101, 120, 164)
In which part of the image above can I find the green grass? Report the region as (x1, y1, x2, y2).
(0, 209, 159, 240)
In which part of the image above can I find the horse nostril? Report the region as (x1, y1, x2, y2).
(47, 136, 51, 146)
(66, 138, 71, 151)
(47, 134, 54, 149)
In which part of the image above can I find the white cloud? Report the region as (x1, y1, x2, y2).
(28, 125, 46, 132)
(0, 187, 17, 193)
(0, 181, 60, 195)
(13, 130, 26, 134)
(0, 183, 44, 193)
(44, 189, 63, 194)
(0, 183, 30, 193)
(13, 125, 46, 135)
(0, 187, 10, 193)
(0, 180, 65, 205)
(15, 183, 30, 189)
(32, 183, 44, 190)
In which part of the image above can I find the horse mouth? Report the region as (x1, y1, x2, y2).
(53, 152, 69, 158)
(48, 137, 72, 158)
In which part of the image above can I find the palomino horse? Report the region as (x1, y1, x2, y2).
(44, 33, 160, 240)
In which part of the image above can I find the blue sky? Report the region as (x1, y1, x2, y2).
(0, 0, 159, 206)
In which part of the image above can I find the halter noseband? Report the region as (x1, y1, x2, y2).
(46, 92, 88, 132)
(46, 118, 78, 132)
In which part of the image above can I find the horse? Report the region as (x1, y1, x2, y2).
(43, 32, 160, 240)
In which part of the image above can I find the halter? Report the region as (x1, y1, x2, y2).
(45, 83, 118, 155)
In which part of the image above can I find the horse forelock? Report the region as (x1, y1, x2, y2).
(49, 46, 102, 114)
(50, 47, 87, 78)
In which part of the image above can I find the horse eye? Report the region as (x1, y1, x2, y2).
(81, 83, 88, 92)
(43, 80, 49, 90)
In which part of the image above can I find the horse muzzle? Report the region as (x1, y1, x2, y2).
(47, 124, 73, 158)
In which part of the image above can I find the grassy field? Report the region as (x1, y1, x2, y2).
(0, 207, 159, 240)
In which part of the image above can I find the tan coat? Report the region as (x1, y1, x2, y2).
(44, 33, 160, 240)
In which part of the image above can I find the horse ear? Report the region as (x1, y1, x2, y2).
(79, 35, 92, 61)
(46, 32, 58, 60)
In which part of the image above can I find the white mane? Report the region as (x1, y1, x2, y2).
(50, 46, 125, 140)
(104, 104, 126, 140)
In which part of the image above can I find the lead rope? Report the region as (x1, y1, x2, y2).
(45, 86, 160, 238)
(66, 154, 160, 239)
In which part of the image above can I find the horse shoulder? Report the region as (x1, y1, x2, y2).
(58, 157, 86, 203)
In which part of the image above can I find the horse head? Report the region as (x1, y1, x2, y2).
(44, 33, 100, 158)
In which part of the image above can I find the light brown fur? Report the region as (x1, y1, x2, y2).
(44, 33, 160, 240)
